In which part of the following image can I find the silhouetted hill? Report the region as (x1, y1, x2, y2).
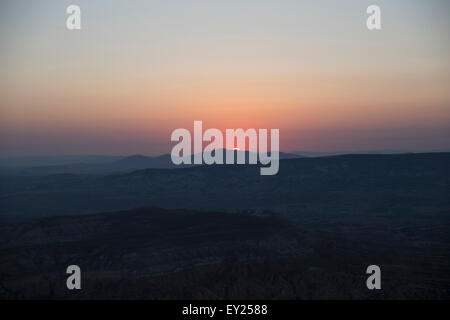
(110, 154, 180, 169)
(112, 154, 159, 166)
(0, 150, 302, 176)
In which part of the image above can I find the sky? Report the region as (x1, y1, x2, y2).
(0, 0, 449, 156)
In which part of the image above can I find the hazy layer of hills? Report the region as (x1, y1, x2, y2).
(0, 153, 449, 299)
(0, 150, 300, 176)
(1, 152, 449, 221)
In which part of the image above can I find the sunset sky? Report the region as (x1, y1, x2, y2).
(1, 0, 449, 155)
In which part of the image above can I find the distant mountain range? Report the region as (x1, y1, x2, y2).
(1, 152, 449, 221)
(0, 155, 123, 167)
(114, 150, 301, 168)
(292, 149, 450, 157)
(0, 150, 302, 176)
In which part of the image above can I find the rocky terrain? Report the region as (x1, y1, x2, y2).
(0, 153, 449, 299)
(0, 206, 449, 299)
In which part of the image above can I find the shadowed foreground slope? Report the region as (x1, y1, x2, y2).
(1, 207, 449, 299)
